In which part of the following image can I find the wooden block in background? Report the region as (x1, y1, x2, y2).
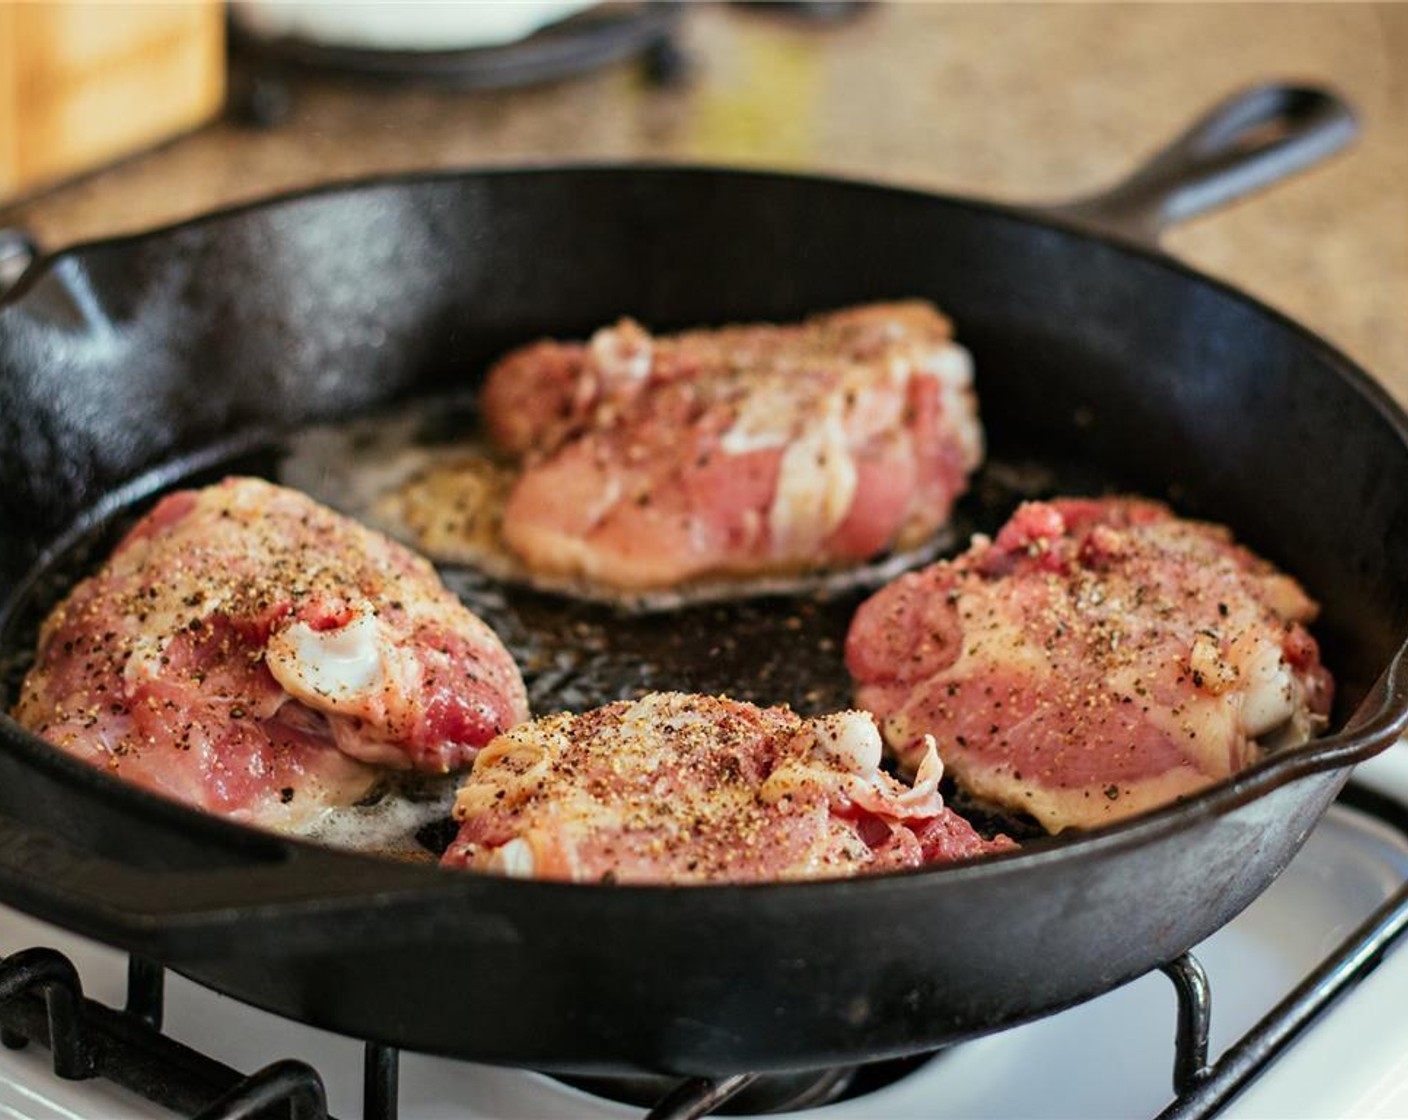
(0, 2, 225, 202)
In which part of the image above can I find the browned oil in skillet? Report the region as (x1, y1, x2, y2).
(0, 395, 1088, 856)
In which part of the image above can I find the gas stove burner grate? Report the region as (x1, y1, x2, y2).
(0, 783, 1405, 1119)
(0, 948, 332, 1119)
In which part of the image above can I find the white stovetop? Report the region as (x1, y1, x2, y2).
(3, 752, 1408, 1120)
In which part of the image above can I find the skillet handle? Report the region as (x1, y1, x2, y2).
(1045, 83, 1358, 247)
(0, 722, 447, 955)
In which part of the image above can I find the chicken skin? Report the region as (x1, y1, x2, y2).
(476, 301, 983, 591)
(846, 498, 1333, 832)
(443, 691, 1013, 884)
(13, 477, 529, 831)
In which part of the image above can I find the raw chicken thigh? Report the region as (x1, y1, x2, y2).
(846, 498, 1333, 832)
(477, 301, 983, 591)
(442, 691, 1013, 884)
(13, 477, 529, 831)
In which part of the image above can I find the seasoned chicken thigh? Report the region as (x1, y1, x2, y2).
(442, 691, 1013, 884)
(477, 301, 983, 591)
(846, 498, 1333, 833)
(13, 477, 529, 831)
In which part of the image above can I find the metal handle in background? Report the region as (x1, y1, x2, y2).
(1045, 83, 1359, 246)
(0, 228, 114, 332)
(0, 229, 37, 300)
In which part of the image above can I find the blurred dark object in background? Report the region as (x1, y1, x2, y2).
(229, 1, 683, 94)
(734, 1, 871, 23)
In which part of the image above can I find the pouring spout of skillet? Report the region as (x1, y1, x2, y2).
(0, 82, 1405, 1074)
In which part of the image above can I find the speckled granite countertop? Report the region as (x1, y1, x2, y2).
(5, 2, 1405, 394)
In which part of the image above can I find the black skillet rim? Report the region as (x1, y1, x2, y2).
(1, 161, 1406, 909)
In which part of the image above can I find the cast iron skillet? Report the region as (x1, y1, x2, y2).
(0, 84, 1406, 1077)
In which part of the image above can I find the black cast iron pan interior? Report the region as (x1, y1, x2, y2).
(0, 85, 1407, 1075)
